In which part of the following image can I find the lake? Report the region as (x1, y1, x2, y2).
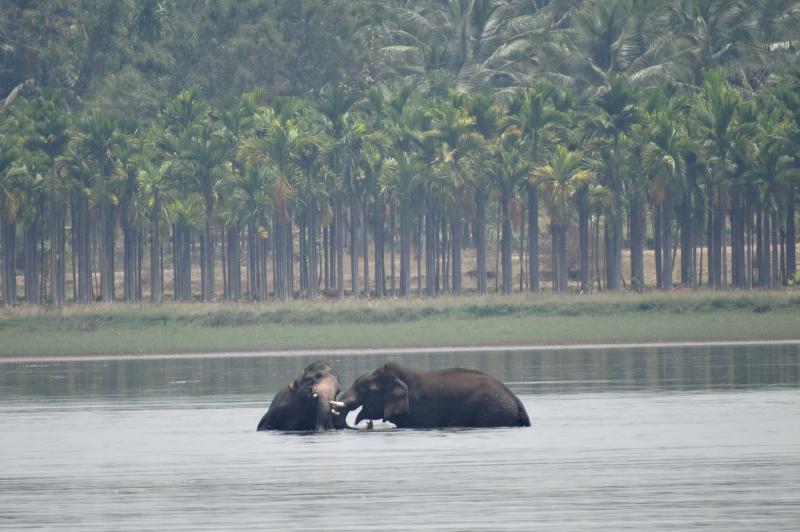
(1, 344, 799, 531)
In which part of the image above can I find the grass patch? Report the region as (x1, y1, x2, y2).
(1, 290, 798, 357)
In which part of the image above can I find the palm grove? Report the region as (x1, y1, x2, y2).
(1, 0, 799, 306)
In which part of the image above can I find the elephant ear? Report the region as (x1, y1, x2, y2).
(383, 377, 409, 420)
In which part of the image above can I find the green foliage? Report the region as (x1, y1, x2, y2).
(1, 0, 800, 306)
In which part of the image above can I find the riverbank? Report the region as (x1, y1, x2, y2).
(1, 291, 799, 357)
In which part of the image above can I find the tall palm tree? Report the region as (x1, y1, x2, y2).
(429, 92, 483, 294)
(138, 159, 173, 302)
(360, 138, 396, 298)
(384, 152, 423, 297)
(464, 92, 505, 293)
(378, 0, 525, 95)
(166, 191, 203, 302)
(75, 109, 129, 302)
(696, 70, 743, 288)
(486, 130, 532, 294)
(316, 84, 358, 298)
(534, 145, 594, 293)
(772, 66, 800, 283)
(179, 124, 233, 301)
(507, 82, 566, 292)
(643, 111, 688, 290)
(584, 76, 639, 290)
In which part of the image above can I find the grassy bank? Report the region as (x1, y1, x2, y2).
(1, 291, 799, 357)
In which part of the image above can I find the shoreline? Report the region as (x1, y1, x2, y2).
(3, 339, 799, 364)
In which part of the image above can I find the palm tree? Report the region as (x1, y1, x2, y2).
(138, 159, 173, 302)
(316, 84, 358, 298)
(464, 92, 505, 294)
(166, 191, 203, 301)
(0, 121, 19, 305)
(696, 70, 742, 288)
(507, 82, 565, 293)
(227, 163, 273, 301)
(584, 76, 639, 290)
(378, 0, 526, 95)
(74, 109, 129, 302)
(534, 145, 594, 293)
(240, 107, 308, 300)
(179, 124, 233, 301)
(643, 111, 688, 290)
(9, 92, 69, 305)
(772, 66, 800, 283)
(485, 130, 532, 294)
(384, 152, 423, 297)
(429, 92, 483, 294)
(747, 108, 794, 287)
(360, 138, 396, 298)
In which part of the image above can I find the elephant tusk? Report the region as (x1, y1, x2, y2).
(328, 400, 346, 408)
(330, 409, 340, 416)
(312, 393, 319, 398)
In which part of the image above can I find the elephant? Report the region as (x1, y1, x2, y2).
(257, 361, 348, 431)
(330, 362, 530, 429)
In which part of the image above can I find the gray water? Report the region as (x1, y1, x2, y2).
(1, 344, 799, 531)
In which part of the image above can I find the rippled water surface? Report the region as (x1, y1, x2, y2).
(2, 344, 799, 531)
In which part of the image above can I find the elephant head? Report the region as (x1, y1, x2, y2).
(332, 362, 410, 425)
(292, 361, 345, 430)
(257, 361, 345, 431)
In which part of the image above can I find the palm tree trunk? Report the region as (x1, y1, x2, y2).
(425, 203, 435, 297)
(202, 220, 215, 301)
(476, 187, 487, 295)
(451, 202, 462, 295)
(556, 224, 568, 293)
(246, 221, 257, 299)
(654, 204, 663, 288)
(390, 204, 396, 296)
(350, 204, 359, 298)
(374, 203, 385, 299)
(286, 216, 294, 299)
(228, 225, 241, 301)
(363, 201, 370, 297)
(629, 194, 644, 292)
(100, 203, 115, 302)
(335, 195, 344, 299)
(680, 191, 693, 286)
(713, 192, 724, 289)
(0, 217, 14, 306)
(661, 196, 673, 291)
(416, 217, 422, 295)
(50, 201, 66, 306)
(501, 195, 512, 294)
(323, 225, 329, 292)
(400, 199, 410, 297)
(787, 183, 796, 281)
(527, 184, 539, 293)
(308, 202, 318, 300)
(298, 213, 306, 295)
(23, 217, 40, 304)
(756, 207, 765, 286)
(123, 222, 134, 301)
(771, 210, 779, 289)
(73, 194, 92, 303)
(150, 218, 162, 302)
(605, 211, 620, 290)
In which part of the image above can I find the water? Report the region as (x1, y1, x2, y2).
(1, 344, 799, 531)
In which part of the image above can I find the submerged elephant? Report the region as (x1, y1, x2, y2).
(330, 362, 530, 429)
(257, 361, 347, 431)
